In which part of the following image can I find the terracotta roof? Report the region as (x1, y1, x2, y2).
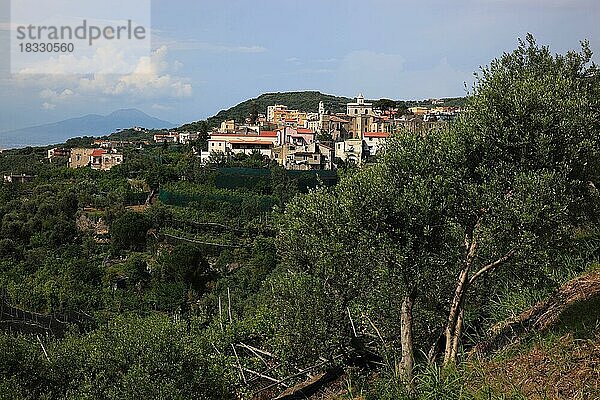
(91, 149, 106, 157)
(259, 131, 277, 137)
(229, 140, 273, 145)
(296, 128, 314, 134)
(364, 132, 390, 138)
(210, 134, 258, 138)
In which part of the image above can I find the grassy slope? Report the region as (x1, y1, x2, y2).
(317, 269, 600, 400)
(467, 294, 600, 399)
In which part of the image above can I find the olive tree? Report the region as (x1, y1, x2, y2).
(277, 35, 600, 394)
(277, 130, 463, 392)
(442, 35, 600, 365)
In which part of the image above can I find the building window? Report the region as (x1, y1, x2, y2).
(211, 143, 214, 147)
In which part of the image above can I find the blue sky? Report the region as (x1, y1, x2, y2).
(1, 0, 599, 132)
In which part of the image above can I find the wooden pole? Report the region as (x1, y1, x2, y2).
(227, 287, 232, 324)
(218, 296, 224, 331)
(347, 307, 357, 337)
(36, 335, 50, 362)
(232, 344, 247, 384)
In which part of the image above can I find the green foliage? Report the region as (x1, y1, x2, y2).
(158, 244, 214, 291)
(373, 98, 399, 111)
(110, 211, 151, 252)
(0, 315, 237, 399)
(257, 269, 345, 365)
(276, 131, 465, 357)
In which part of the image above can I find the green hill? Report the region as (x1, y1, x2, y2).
(205, 91, 354, 127)
(188, 91, 468, 129)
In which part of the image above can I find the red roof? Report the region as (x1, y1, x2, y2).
(259, 131, 277, 137)
(91, 149, 106, 157)
(296, 128, 314, 134)
(364, 132, 390, 138)
(229, 140, 273, 145)
(210, 133, 259, 137)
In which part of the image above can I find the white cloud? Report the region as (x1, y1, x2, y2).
(13, 46, 192, 109)
(76, 46, 192, 98)
(153, 36, 266, 53)
(16, 45, 145, 75)
(40, 88, 75, 100)
(151, 103, 173, 111)
(315, 58, 338, 63)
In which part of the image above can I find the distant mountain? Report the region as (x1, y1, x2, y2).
(0, 109, 173, 149)
(206, 91, 355, 127)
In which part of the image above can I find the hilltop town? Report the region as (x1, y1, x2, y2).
(198, 94, 460, 169)
(42, 93, 461, 175)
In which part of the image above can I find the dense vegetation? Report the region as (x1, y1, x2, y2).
(0, 36, 599, 399)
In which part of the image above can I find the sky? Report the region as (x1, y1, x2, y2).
(0, 0, 599, 132)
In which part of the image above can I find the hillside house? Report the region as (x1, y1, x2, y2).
(273, 142, 334, 170)
(3, 174, 35, 184)
(335, 139, 364, 165)
(69, 148, 123, 171)
(363, 132, 390, 156)
(47, 147, 71, 160)
(201, 129, 278, 163)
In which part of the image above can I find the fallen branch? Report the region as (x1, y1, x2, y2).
(253, 354, 344, 396)
(242, 367, 286, 386)
(470, 269, 600, 357)
(274, 367, 344, 400)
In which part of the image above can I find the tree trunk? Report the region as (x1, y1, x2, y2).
(399, 294, 416, 396)
(443, 241, 515, 366)
(444, 226, 478, 367)
(443, 265, 470, 366)
(449, 308, 464, 362)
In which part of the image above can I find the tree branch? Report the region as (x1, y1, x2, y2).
(469, 248, 517, 285)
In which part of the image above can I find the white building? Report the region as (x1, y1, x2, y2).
(179, 132, 200, 144)
(363, 132, 390, 156)
(334, 139, 363, 165)
(153, 133, 179, 143)
(346, 93, 374, 116)
(201, 130, 278, 163)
